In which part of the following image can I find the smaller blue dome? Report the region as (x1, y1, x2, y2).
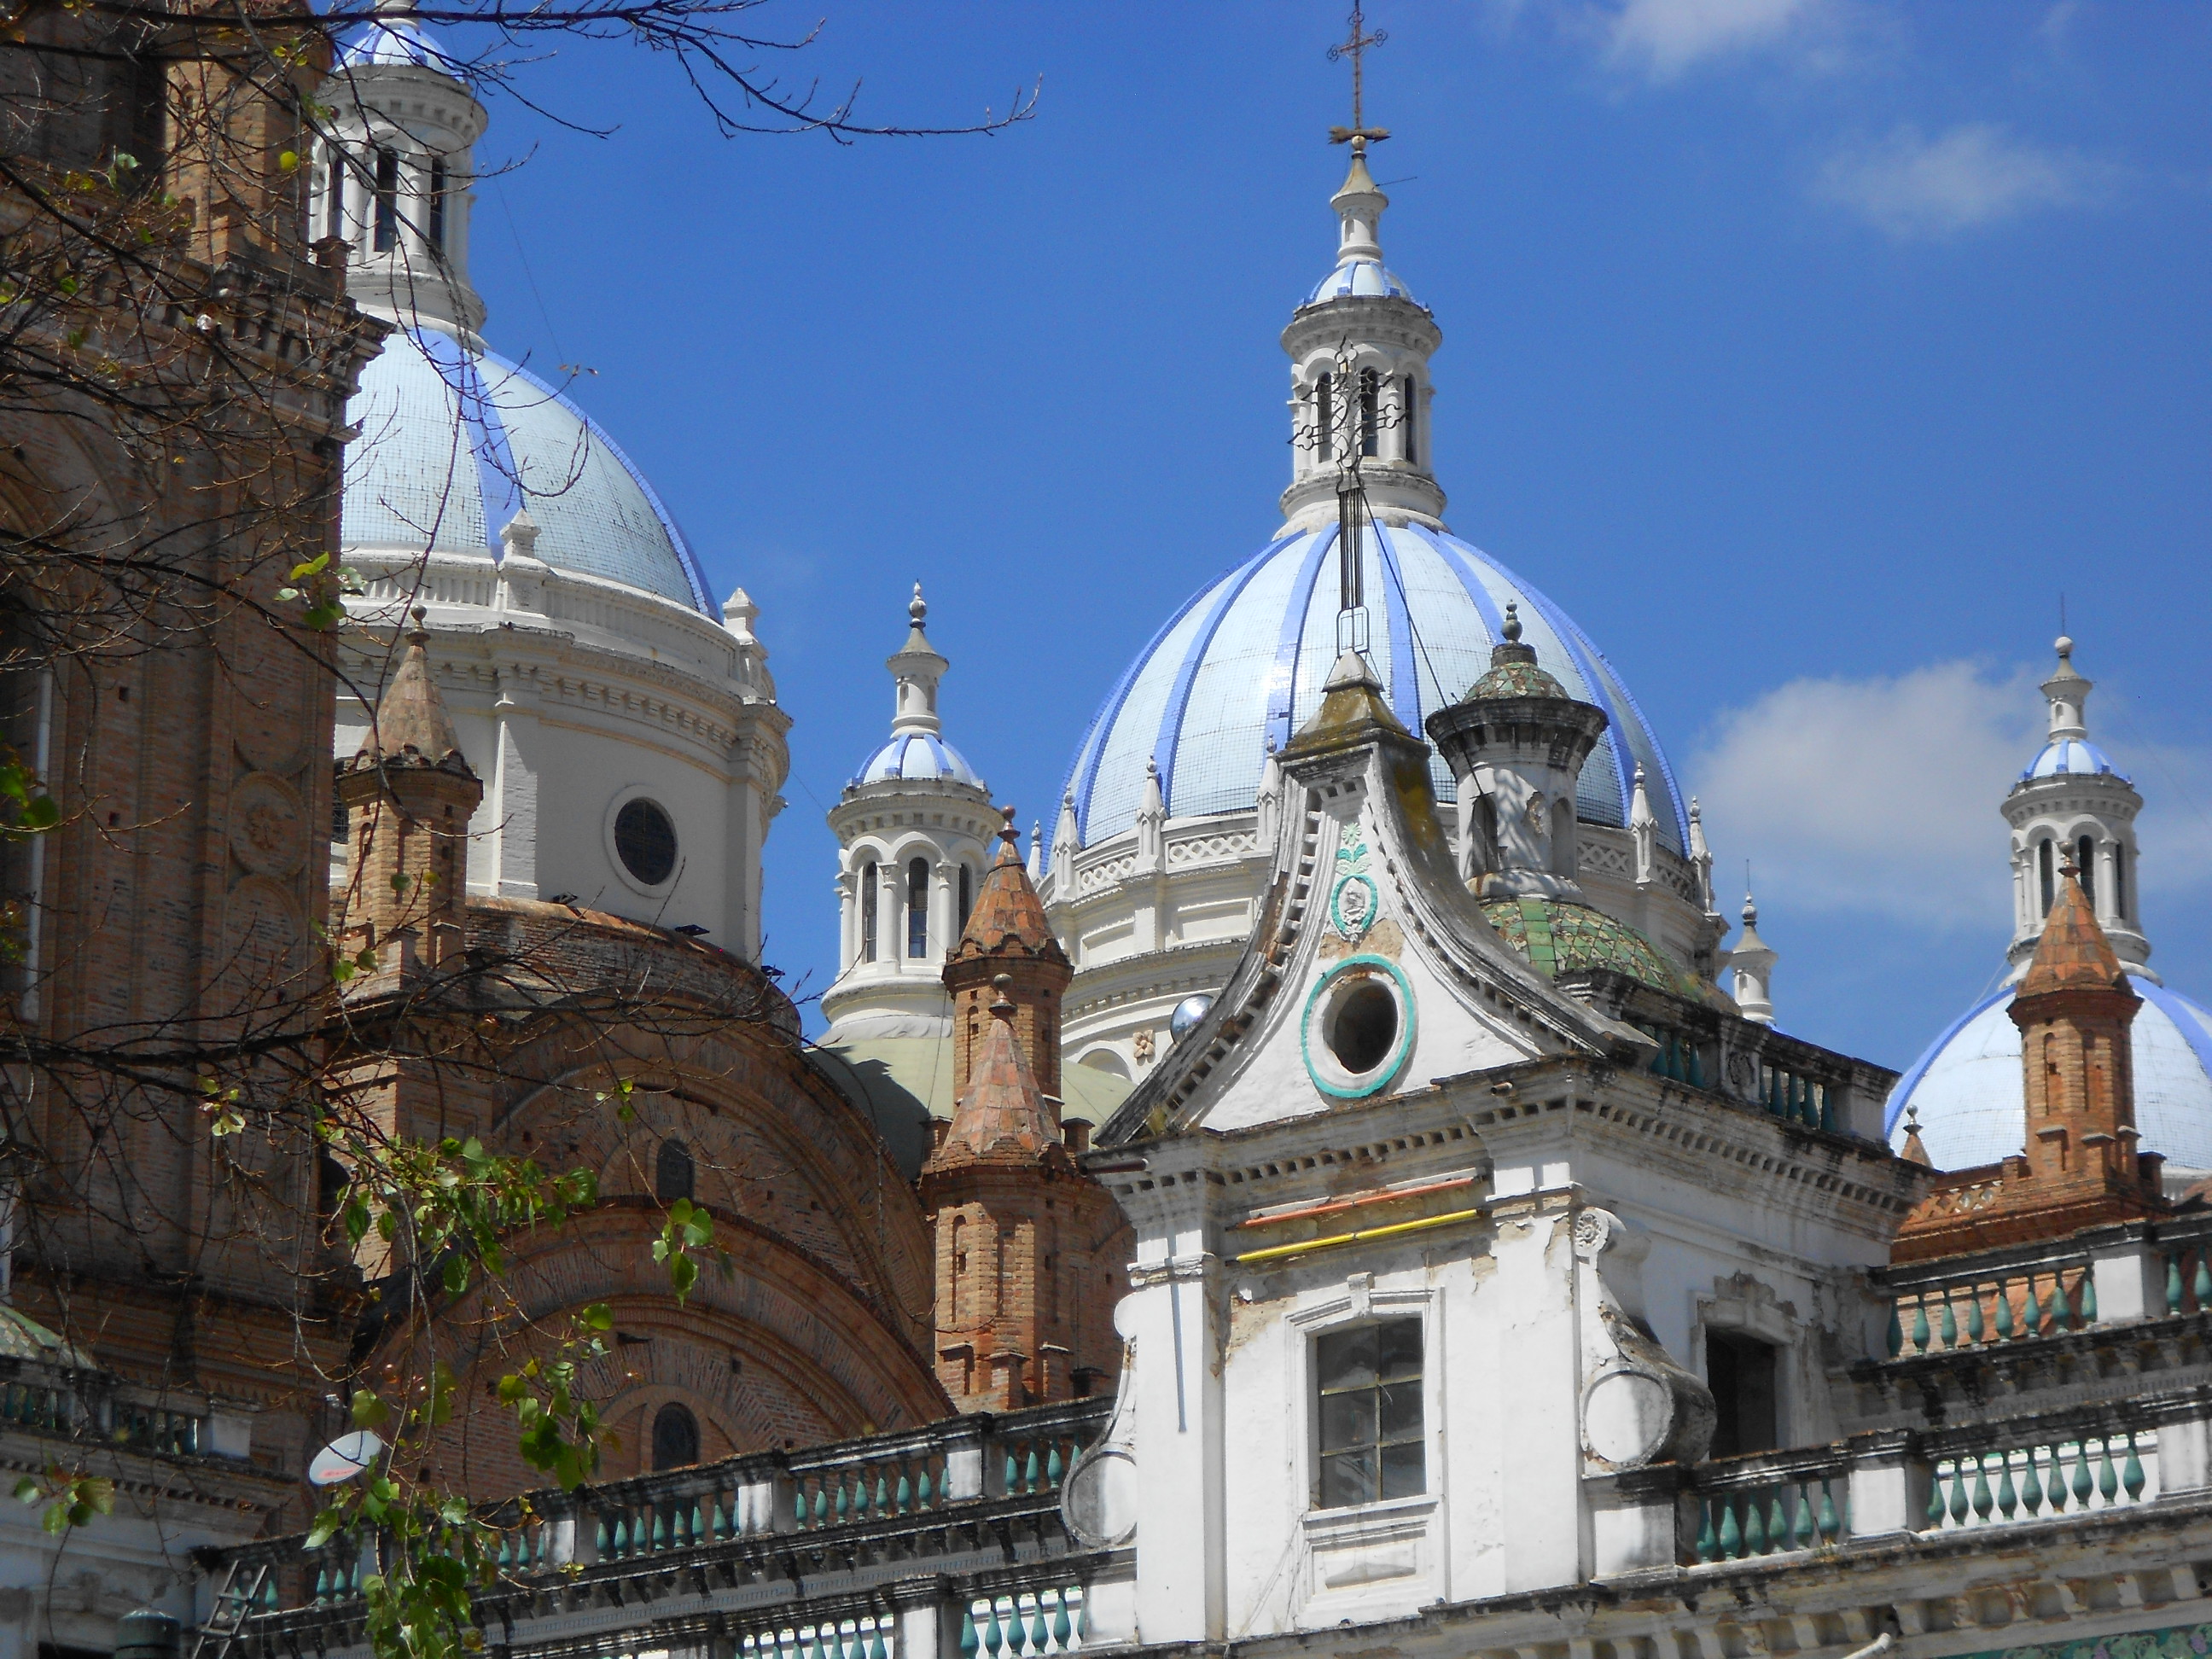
(853, 733, 984, 790)
(2023, 737, 2125, 783)
(1305, 259, 1415, 306)
(335, 17, 457, 71)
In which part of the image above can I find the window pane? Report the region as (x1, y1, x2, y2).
(1378, 1381, 1422, 1441)
(1379, 1441, 1425, 1500)
(1315, 1325, 1377, 1394)
(1318, 1450, 1372, 1511)
(1319, 1389, 1375, 1452)
(1376, 1319, 1422, 1382)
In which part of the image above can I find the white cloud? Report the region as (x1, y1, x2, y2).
(1600, 0, 1820, 79)
(1817, 121, 2118, 237)
(1690, 662, 2212, 939)
(1689, 662, 2040, 929)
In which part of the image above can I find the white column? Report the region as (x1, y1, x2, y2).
(932, 857, 956, 962)
(1382, 373, 1407, 463)
(489, 668, 538, 899)
(2097, 838, 2120, 926)
(876, 862, 899, 965)
(835, 870, 856, 972)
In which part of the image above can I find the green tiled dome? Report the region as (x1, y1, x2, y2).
(1466, 657, 1570, 701)
(1481, 897, 1691, 996)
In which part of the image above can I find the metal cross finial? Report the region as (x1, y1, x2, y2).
(1327, 4, 1390, 151)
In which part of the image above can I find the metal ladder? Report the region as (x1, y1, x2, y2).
(188, 1557, 271, 1659)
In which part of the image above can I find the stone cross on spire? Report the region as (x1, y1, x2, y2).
(1327, 4, 1391, 154)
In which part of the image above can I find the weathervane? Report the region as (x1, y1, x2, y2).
(1327, 4, 1390, 153)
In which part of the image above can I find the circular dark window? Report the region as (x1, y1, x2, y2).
(1328, 980, 1399, 1075)
(614, 798, 677, 886)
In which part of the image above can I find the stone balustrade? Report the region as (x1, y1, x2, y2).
(216, 1398, 1121, 1659)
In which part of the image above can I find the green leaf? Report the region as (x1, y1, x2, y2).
(306, 1507, 345, 1549)
(12, 1477, 37, 1505)
(351, 1390, 393, 1432)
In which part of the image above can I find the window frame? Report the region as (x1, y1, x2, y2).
(1287, 1283, 1438, 1519)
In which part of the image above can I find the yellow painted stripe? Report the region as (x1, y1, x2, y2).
(1230, 1205, 1486, 1265)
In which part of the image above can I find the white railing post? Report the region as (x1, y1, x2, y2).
(2091, 1238, 2164, 1326)
(1845, 1429, 1928, 1538)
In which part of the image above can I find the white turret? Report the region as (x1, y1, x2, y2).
(822, 589, 998, 1040)
(315, 0, 487, 341)
(1278, 147, 1446, 534)
(1730, 892, 1778, 1027)
(2002, 634, 2152, 982)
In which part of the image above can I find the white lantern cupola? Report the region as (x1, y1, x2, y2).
(1279, 140, 1446, 535)
(2003, 634, 2152, 981)
(822, 588, 999, 1042)
(316, 0, 488, 342)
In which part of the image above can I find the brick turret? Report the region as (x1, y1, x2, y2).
(944, 807, 1072, 1106)
(1895, 862, 2163, 1260)
(921, 977, 1126, 1411)
(335, 609, 481, 976)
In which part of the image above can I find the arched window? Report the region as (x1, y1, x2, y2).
(655, 1138, 694, 1205)
(907, 857, 930, 958)
(325, 148, 346, 242)
(2115, 843, 2128, 921)
(2038, 839, 2055, 915)
(1359, 370, 1380, 457)
(651, 1403, 700, 1471)
(1401, 375, 1418, 465)
(372, 146, 399, 252)
(428, 157, 447, 250)
(860, 861, 878, 962)
(2076, 835, 2097, 906)
(958, 863, 974, 928)
(1314, 375, 1334, 461)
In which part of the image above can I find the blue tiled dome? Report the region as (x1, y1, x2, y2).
(1057, 522, 1688, 854)
(1304, 259, 1415, 305)
(2022, 737, 2125, 783)
(335, 17, 457, 71)
(1888, 981, 2212, 1173)
(853, 732, 984, 789)
(344, 326, 714, 614)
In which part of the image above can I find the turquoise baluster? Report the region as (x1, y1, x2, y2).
(2098, 1437, 2119, 1504)
(2071, 1441, 2094, 1506)
(1995, 1281, 2016, 1339)
(813, 1484, 829, 1527)
(1886, 1301, 1904, 1358)
(1966, 1287, 1985, 1345)
(1740, 1494, 1762, 1556)
(2080, 1272, 2098, 1325)
(1970, 1458, 1993, 1521)
(875, 1474, 890, 1516)
(1791, 1483, 1814, 1549)
(2124, 1433, 2146, 1501)
(1696, 1500, 1717, 1562)
(1030, 1596, 1050, 1653)
(611, 1514, 629, 1557)
(2021, 1447, 2044, 1515)
(870, 1623, 888, 1659)
(959, 1610, 978, 1659)
(1925, 1472, 1946, 1526)
(1996, 1456, 2017, 1519)
(2052, 1274, 2074, 1331)
(1005, 1450, 1019, 1494)
(2196, 1249, 2212, 1310)
(314, 1564, 329, 1604)
(595, 1513, 610, 1556)
(1717, 1495, 1742, 1559)
(1766, 1490, 1786, 1553)
(1911, 1295, 1931, 1353)
(1047, 1441, 1065, 1487)
(653, 1509, 667, 1552)
(795, 1484, 809, 1528)
(1947, 1462, 1970, 1524)
(712, 1498, 730, 1540)
(1051, 1589, 1073, 1650)
(918, 1465, 934, 1509)
(2023, 1278, 2043, 1337)
(2047, 1445, 2069, 1511)
(835, 1479, 850, 1522)
(1939, 1295, 1958, 1349)
(1025, 1447, 1042, 1493)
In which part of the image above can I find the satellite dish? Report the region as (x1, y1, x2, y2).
(308, 1430, 384, 1487)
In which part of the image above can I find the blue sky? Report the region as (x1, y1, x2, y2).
(460, 0, 2211, 1072)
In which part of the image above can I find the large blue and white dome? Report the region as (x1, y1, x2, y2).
(1057, 521, 1689, 853)
(1888, 981, 2212, 1174)
(344, 326, 716, 616)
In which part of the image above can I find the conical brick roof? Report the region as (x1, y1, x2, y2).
(2020, 869, 2128, 998)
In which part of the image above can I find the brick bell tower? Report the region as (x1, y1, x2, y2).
(944, 808, 1071, 1103)
(334, 609, 482, 978)
(922, 811, 1128, 1411)
(1895, 859, 2164, 1260)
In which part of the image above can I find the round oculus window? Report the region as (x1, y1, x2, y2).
(614, 798, 678, 887)
(1328, 980, 1399, 1074)
(1301, 955, 1415, 1100)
